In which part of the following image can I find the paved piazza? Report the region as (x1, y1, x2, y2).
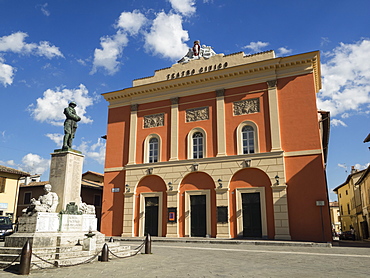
(1, 240, 370, 277)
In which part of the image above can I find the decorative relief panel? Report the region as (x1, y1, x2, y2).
(144, 113, 164, 128)
(233, 98, 260, 116)
(186, 107, 209, 122)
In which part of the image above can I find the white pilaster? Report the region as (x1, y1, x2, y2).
(169, 97, 179, 161)
(267, 80, 282, 151)
(128, 104, 138, 165)
(216, 89, 226, 157)
(272, 184, 291, 240)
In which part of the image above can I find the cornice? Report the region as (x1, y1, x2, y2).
(104, 151, 284, 173)
(103, 51, 321, 108)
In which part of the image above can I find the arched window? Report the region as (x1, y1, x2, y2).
(187, 128, 207, 159)
(242, 126, 255, 154)
(144, 134, 161, 163)
(148, 137, 159, 163)
(192, 132, 204, 159)
(236, 121, 259, 155)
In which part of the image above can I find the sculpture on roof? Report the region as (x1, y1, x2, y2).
(178, 40, 217, 64)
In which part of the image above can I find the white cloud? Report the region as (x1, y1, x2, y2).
(28, 84, 94, 126)
(116, 10, 147, 35)
(318, 39, 370, 117)
(20, 153, 50, 175)
(92, 10, 147, 75)
(168, 0, 196, 16)
(276, 47, 292, 56)
(337, 163, 347, 170)
(144, 12, 189, 60)
(331, 119, 347, 127)
(91, 31, 128, 75)
(355, 163, 370, 170)
(36, 41, 63, 59)
(321, 37, 330, 46)
(0, 32, 63, 58)
(38, 3, 50, 16)
(76, 138, 106, 165)
(0, 57, 15, 86)
(45, 133, 64, 147)
(6, 160, 15, 166)
(243, 41, 269, 53)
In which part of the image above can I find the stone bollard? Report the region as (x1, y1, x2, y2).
(144, 234, 151, 254)
(109, 237, 114, 242)
(19, 240, 32, 275)
(100, 243, 109, 262)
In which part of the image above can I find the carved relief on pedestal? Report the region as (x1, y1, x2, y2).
(233, 98, 260, 116)
(186, 107, 209, 122)
(144, 113, 165, 128)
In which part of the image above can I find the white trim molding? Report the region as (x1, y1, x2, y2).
(139, 192, 163, 237)
(187, 127, 207, 159)
(236, 187, 268, 238)
(184, 190, 212, 237)
(143, 133, 162, 163)
(236, 120, 259, 155)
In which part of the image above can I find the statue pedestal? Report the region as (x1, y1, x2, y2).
(17, 212, 59, 233)
(5, 213, 104, 248)
(49, 150, 84, 212)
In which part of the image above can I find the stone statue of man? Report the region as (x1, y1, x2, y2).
(23, 184, 59, 215)
(62, 101, 81, 151)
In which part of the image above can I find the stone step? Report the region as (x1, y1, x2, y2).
(0, 244, 136, 270)
(0, 260, 19, 269)
(0, 254, 20, 262)
(0, 247, 22, 255)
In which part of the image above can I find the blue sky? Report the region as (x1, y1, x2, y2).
(0, 0, 369, 201)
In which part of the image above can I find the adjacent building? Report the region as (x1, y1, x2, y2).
(102, 47, 331, 242)
(334, 166, 369, 239)
(329, 201, 341, 235)
(0, 165, 30, 221)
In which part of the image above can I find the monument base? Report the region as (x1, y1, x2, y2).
(5, 231, 105, 248)
(5, 212, 103, 248)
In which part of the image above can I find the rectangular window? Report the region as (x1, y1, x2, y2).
(217, 206, 228, 224)
(0, 177, 5, 193)
(148, 138, 159, 163)
(24, 192, 32, 204)
(347, 203, 350, 215)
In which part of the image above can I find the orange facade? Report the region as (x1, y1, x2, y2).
(102, 50, 331, 242)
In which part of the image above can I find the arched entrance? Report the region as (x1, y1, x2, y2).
(134, 175, 167, 237)
(179, 172, 216, 237)
(229, 168, 275, 239)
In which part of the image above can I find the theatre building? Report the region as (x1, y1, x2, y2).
(101, 47, 331, 242)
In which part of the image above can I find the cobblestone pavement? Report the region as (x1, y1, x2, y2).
(1, 240, 370, 277)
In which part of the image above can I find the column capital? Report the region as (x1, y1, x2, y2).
(131, 104, 138, 111)
(170, 97, 179, 105)
(216, 89, 225, 97)
(267, 80, 277, 89)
